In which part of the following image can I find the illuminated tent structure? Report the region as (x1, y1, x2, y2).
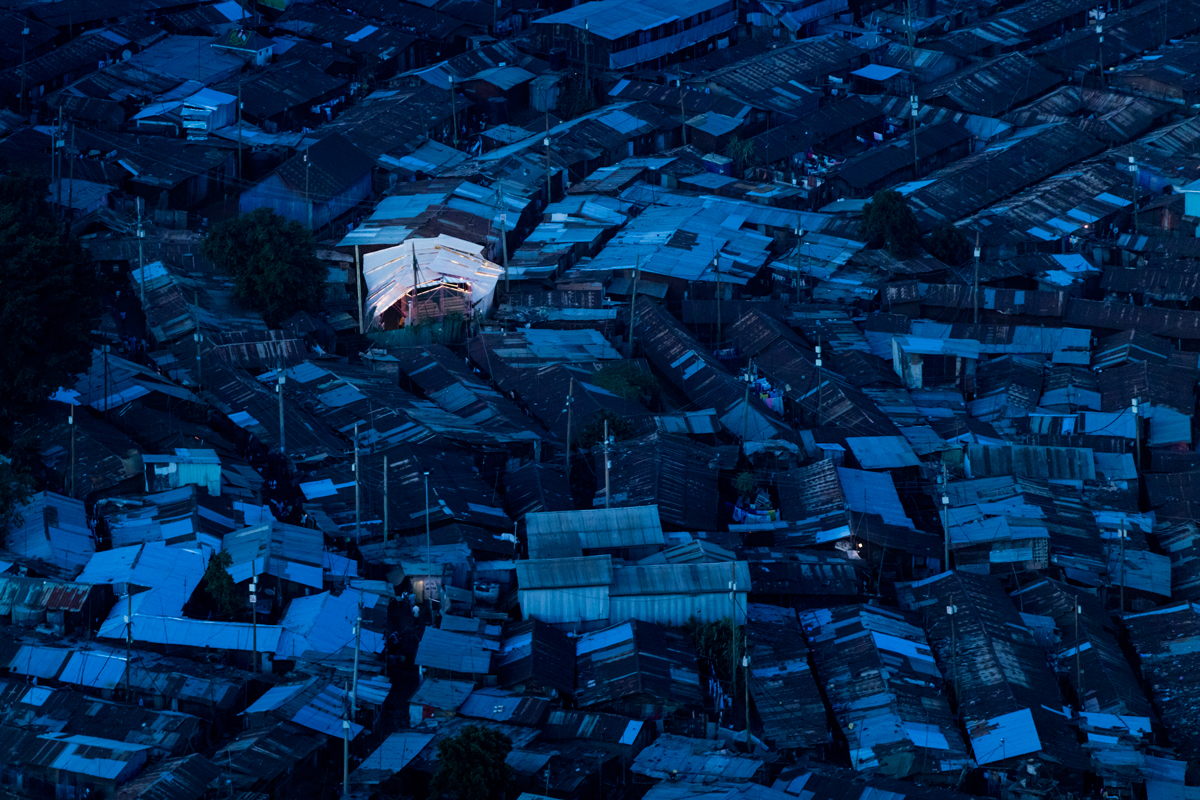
(363, 235, 504, 330)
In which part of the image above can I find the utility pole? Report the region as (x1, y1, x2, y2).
(354, 422, 361, 544)
(1118, 522, 1127, 614)
(351, 592, 363, 716)
(67, 122, 75, 220)
(904, 0, 919, 179)
(728, 561, 738, 730)
(742, 653, 750, 745)
(794, 222, 803, 300)
(68, 405, 76, 498)
(815, 342, 823, 427)
(714, 255, 722, 344)
(972, 232, 981, 325)
(102, 344, 110, 422)
(123, 594, 132, 699)
(20, 18, 28, 115)
(277, 367, 286, 457)
(194, 330, 203, 392)
(305, 152, 312, 231)
(424, 470, 432, 620)
(250, 574, 258, 672)
(741, 366, 752, 441)
(1097, 24, 1105, 88)
(941, 463, 950, 570)
(544, 133, 553, 204)
(583, 20, 590, 104)
(237, 85, 243, 179)
(49, 112, 56, 196)
(1129, 155, 1139, 234)
(355, 245, 364, 334)
(628, 256, 641, 357)
(680, 81, 687, 145)
(342, 705, 351, 800)
(1075, 602, 1082, 705)
(410, 242, 419, 327)
(137, 197, 147, 342)
(500, 185, 510, 293)
(564, 378, 575, 473)
(947, 596, 958, 699)
(55, 107, 64, 214)
(383, 456, 389, 544)
(449, 75, 458, 147)
(1132, 398, 1141, 472)
(603, 418, 611, 508)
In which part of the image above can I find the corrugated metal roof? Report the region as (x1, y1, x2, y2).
(800, 605, 972, 777)
(354, 732, 436, 783)
(516, 556, 613, 589)
(633, 734, 763, 782)
(409, 678, 476, 711)
(414, 627, 493, 673)
(527, 506, 664, 556)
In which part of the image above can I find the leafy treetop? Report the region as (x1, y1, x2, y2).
(429, 724, 513, 800)
(926, 221, 972, 266)
(202, 549, 238, 616)
(861, 189, 922, 258)
(0, 173, 100, 417)
(201, 207, 326, 327)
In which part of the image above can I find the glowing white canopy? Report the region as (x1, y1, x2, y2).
(363, 235, 504, 328)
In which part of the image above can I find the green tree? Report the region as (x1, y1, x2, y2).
(201, 208, 325, 326)
(591, 361, 659, 404)
(686, 618, 745, 695)
(726, 136, 756, 176)
(0, 174, 101, 417)
(202, 549, 238, 615)
(926, 221, 971, 266)
(0, 457, 35, 536)
(430, 724, 513, 800)
(558, 70, 595, 119)
(577, 409, 635, 450)
(861, 189, 922, 258)
(734, 470, 756, 498)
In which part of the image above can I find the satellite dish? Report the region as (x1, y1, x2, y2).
(122, 49, 132, 61)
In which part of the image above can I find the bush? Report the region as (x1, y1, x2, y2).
(201, 208, 325, 326)
(862, 189, 922, 258)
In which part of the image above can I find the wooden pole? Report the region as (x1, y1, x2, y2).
(354, 422, 361, 544)
(973, 232, 981, 325)
(277, 367, 286, 457)
(250, 574, 258, 672)
(68, 406, 76, 498)
(137, 197, 146, 342)
(1119, 522, 1126, 614)
(564, 378, 575, 473)
(500, 185, 510, 293)
(715, 256, 722, 344)
(355, 245, 364, 334)
(603, 418, 610, 508)
(628, 256, 640, 358)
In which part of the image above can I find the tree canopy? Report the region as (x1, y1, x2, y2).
(0, 174, 101, 417)
(429, 724, 513, 800)
(861, 189, 922, 258)
(201, 208, 326, 326)
(0, 458, 35, 537)
(926, 221, 971, 266)
(202, 549, 238, 615)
